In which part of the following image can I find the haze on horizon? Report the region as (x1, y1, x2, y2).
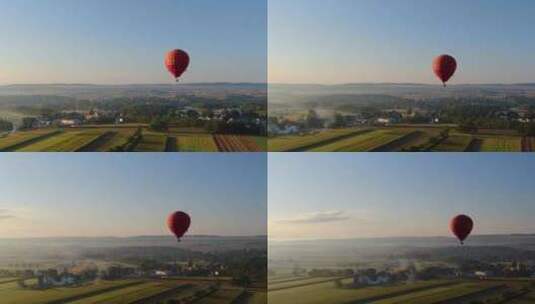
(269, 0, 535, 85)
(0, 154, 267, 238)
(0, 0, 267, 85)
(269, 153, 535, 240)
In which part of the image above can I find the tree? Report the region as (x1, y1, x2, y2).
(21, 117, 37, 130)
(149, 117, 169, 132)
(305, 109, 323, 129)
(458, 121, 478, 134)
(331, 113, 346, 128)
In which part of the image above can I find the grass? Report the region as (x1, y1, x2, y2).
(267, 279, 456, 304)
(246, 291, 267, 304)
(269, 277, 346, 291)
(373, 282, 502, 304)
(0, 129, 61, 151)
(0, 279, 142, 304)
(195, 288, 243, 304)
(176, 134, 219, 152)
(478, 136, 522, 152)
(0, 127, 264, 152)
(309, 129, 408, 152)
(17, 130, 105, 152)
(69, 281, 179, 304)
(268, 128, 369, 152)
(93, 129, 137, 152)
(431, 134, 473, 152)
(508, 291, 535, 303)
(133, 132, 167, 152)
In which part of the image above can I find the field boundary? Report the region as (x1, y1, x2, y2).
(44, 280, 145, 304)
(0, 278, 20, 285)
(75, 131, 116, 152)
(165, 136, 177, 152)
(285, 129, 374, 152)
(369, 131, 421, 152)
(268, 276, 349, 292)
(0, 130, 62, 152)
(434, 284, 506, 304)
(464, 138, 481, 152)
(129, 283, 192, 304)
(342, 281, 462, 304)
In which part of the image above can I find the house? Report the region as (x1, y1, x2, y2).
(475, 271, 493, 279)
(59, 119, 81, 127)
(353, 269, 391, 286)
(37, 269, 78, 287)
(376, 111, 402, 125)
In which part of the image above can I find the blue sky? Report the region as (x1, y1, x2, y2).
(269, 0, 535, 84)
(269, 153, 535, 240)
(0, 153, 267, 238)
(0, 0, 266, 84)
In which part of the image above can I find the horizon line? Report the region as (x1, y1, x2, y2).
(0, 234, 268, 240)
(0, 82, 268, 87)
(268, 82, 535, 86)
(268, 232, 535, 242)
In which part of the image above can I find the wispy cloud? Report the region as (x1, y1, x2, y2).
(0, 209, 16, 220)
(276, 210, 350, 224)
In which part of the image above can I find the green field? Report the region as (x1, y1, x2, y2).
(176, 134, 219, 152)
(69, 281, 183, 304)
(92, 129, 137, 152)
(430, 134, 473, 152)
(0, 127, 266, 152)
(269, 277, 346, 291)
(0, 278, 261, 304)
(267, 278, 534, 304)
(0, 129, 61, 151)
(373, 281, 502, 304)
(478, 136, 522, 152)
(18, 130, 105, 152)
(268, 126, 527, 152)
(196, 288, 244, 304)
(0, 279, 142, 304)
(133, 132, 167, 152)
(268, 128, 370, 152)
(309, 129, 408, 152)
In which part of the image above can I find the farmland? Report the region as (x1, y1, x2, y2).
(0, 127, 266, 152)
(0, 278, 265, 304)
(268, 278, 535, 304)
(268, 126, 527, 152)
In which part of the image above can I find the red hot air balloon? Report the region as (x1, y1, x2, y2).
(450, 214, 473, 245)
(167, 211, 191, 242)
(165, 49, 190, 82)
(433, 54, 457, 87)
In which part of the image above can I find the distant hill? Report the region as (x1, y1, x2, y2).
(0, 83, 267, 100)
(0, 235, 267, 261)
(269, 83, 535, 104)
(269, 234, 535, 261)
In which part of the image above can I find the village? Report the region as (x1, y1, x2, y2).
(0, 259, 230, 289)
(268, 105, 535, 136)
(283, 259, 535, 290)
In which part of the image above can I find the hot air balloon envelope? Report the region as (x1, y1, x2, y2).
(167, 211, 191, 241)
(165, 49, 190, 81)
(450, 214, 473, 245)
(433, 54, 457, 87)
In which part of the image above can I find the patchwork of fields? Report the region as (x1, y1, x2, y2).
(268, 277, 535, 304)
(0, 127, 266, 152)
(268, 127, 529, 152)
(0, 278, 266, 304)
